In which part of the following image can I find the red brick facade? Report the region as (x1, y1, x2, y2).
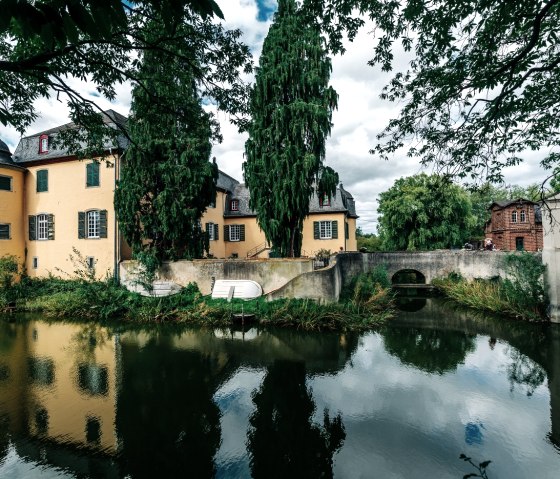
(485, 199, 543, 251)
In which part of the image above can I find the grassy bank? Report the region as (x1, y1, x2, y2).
(432, 253, 548, 322)
(0, 262, 395, 331)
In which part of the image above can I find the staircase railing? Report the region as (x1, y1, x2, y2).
(246, 241, 270, 258)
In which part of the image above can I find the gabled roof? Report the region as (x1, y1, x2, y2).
(13, 109, 128, 164)
(488, 198, 539, 209)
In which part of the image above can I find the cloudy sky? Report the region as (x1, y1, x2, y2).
(0, 0, 548, 233)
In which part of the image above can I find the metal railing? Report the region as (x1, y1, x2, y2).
(246, 241, 270, 258)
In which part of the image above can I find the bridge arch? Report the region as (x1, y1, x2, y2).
(391, 269, 426, 285)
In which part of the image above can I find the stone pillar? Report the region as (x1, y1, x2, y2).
(542, 194, 560, 323)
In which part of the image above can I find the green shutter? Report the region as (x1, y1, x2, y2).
(214, 223, 219, 241)
(99, 210, 108, 238)
(332, 221, 338, 239)
(240, 224, 245, 242)
(78, 212, 85, 239)
(224, 224, 230, 242)
(86, 162, 100, 187)
(313, 221, 319, 240)
(47, 214, 55, 240)
(205, 222, 210, 240)
(29, 215, 37, 241)
(37, 170, 48, 192)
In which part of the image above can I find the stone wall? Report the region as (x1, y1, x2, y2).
(266, 250, 527, 303)
(121, 250, 534, 304)
(120, 258, 314, 296)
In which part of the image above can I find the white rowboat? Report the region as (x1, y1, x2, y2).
(211, 280, 263, 300)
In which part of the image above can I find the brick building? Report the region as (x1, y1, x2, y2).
(484, 198, 543, 251)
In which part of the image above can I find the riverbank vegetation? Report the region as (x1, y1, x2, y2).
(433, 253, 548, 322)
(0, 256, 394, 331)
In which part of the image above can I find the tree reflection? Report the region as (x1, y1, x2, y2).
(506, 347, 546, 397)
(381, 327, 476, 374)
(247, 360, 345, 479)
(116, 339, 223, 478)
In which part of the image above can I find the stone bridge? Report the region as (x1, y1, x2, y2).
(268, 251, 538, 303)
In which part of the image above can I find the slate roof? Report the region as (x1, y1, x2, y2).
(13, 109, 128, 165)
(489, 198, 539, 209)
(216, 170, 239, 193)
(223, 183, 359, 218)
(0, 139, 24, 170)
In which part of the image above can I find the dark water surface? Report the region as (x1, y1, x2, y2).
(0, 299, 559, 478)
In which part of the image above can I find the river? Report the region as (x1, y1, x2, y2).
(0, 298, 559, 478)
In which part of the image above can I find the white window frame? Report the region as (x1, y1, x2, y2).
(40, 136, 49, 153)
(230, 199, 239, 211)
(0, 223, 10, 240)
(208, 222, 215, 241)
(37, 214, 49, 240)
(319, 221, 332, 240)
(229, 224, 241, 242)
(511, 211, 518, 223)
(87, 210, 100, 239)
(520, 210, 526, 222)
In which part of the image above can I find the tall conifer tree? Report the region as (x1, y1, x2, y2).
(114, 10, 218, 267)
(244, 0, 339, 257)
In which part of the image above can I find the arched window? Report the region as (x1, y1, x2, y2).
(511, 211, 517, 223)
(520, 210, 526, 222)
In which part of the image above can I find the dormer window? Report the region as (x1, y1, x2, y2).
(319, 194, 331, 207)
(39, 134, 49, 154)
(230, 199, 239, 211)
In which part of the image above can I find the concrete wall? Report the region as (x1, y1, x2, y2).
(121, 250, 525, 303)
(266, 250, 522, 303)
(542, 195, 560, 323)
(120, 257, 314, 296)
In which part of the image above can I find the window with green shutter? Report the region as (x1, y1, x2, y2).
(0, 224, 10, 240)
(28, 215, 37, 240)
(0, 175, 12, 191)
(36, 169, 48, 192)
(86, 162, 100, 187)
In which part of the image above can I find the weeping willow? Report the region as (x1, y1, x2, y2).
(244, 0, 338, 257)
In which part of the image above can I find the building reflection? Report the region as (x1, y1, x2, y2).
(0, 318, 358, 477)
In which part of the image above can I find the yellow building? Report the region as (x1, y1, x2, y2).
(210, 174, 359, 258)
(1, 110, 358, 278)
(0, 140, 25, 262)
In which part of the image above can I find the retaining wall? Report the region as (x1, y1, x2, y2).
(120, 258, 314, 296)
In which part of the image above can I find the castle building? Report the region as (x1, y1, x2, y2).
(0, 111, 358, 278)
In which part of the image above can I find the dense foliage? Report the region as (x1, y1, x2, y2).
(244, 0, 339, 257)
(114, 9, 218, 266)
(356, 228, 382, 252)
(434, 252, 549, 321)
(300, 0, 560, 183)
(0, 0, 251, 155)
(377, 174, 475, 250)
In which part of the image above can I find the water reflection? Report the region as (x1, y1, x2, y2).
(247, 360, 345, 478)
(0, 302, 558, 477)
(116, 331, 223, 478)
(381, 327, 476, 374)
